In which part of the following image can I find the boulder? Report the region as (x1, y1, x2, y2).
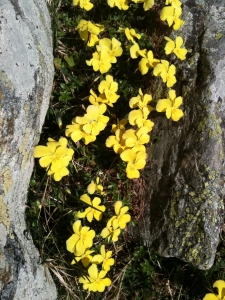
(0, 0, 57, 298)
(132, 0, 225, 269)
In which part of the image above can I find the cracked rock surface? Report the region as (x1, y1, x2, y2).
(132, 0, 225, 269)
(0, 0, 56, 298)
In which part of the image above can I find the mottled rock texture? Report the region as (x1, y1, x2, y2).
(132, 0, 225, 269)
(0, 0, 56, 298)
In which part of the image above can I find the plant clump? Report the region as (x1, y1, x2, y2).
(29, 0, 224, 298)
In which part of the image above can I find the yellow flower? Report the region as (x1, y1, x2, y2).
(71, 249, 94, 267)
(107, 0, 129, 10)
(108, 201, 131, 229)
(132, 0, 154, 11)
(153, 59, 176, 87)
(121, 28, 141, 43)
(101, 219, 121, 242)
(81, 131, 98, 144)
(65, 122, 96, 145)
(138, 50, 160, 75)
(89, 89, 107, 106)
(111, 119, 128, 133)
(47, 165, 70, 182)
(106, 128, 127, 154)
(87, 177, 105, 195)
(98, 75, 118, 94)
(79, 264, 111, 292)
(65, 122, 82, 143)
(130, 43, 147, 59)
(86, 50, 111, 74)
(156, 89, 183, 121)
(77, 194, 106, 222)
(33, 137, 74, 181)
(122, 128, 149, 153)
(66, 104, 109, 144)
(98, 75, 120, 106)
(97, 38, 123, 63)
(164, 36, 187, 60)
(128, 108, 154, 132)
(87, 34, 99, 47)
(120, 149, 147, 179)
(76, 104, 109, 136)
(203, 280, 225, 300)
(76, 20, 104, 46)
(165, 0, 182, 7)
(92, 245, 115, 271)
(66, 220, 95, 256)
(73, 0, 93, 11)
(160, 6, 184, 30)
(129, 88, 153, 111)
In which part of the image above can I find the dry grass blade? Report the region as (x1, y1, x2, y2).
(48, 263, 80, 300)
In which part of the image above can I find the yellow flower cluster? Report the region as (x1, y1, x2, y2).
(66, 219, 96, 257)
(66, 180, 131, 292)
(77, 194, 106, 222)
(103, 0, 186, 177)
(118, 0, 186, 123)
(101, 201, 131, 241)
(34, 0, 187, 182)
(156, 0, 185, 120)
(65, 103, 109, 145)
(90, 75, 120, 107)
(156, 89, 183, 121)
(160, 1, 184, 30)
(86, 37, 123, 74)
(76, 19, 104, 47)
(33, 137, 74, 181)
(76, 20, 123, 74)
(65, 75, 120, 145)
(106, 89, 154, 179)
(34, 0, 195, 295)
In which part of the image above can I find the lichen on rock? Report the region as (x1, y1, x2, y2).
(0, 0, 56, 298)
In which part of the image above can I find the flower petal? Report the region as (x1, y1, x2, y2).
(66, 234, 79, 253)
(203, 294, 219, 300)
(156, 99, 172, 112)
(73, 220, 82, 234)
(39, 156, 53, 168)
(115, 201, 123, 215)
(34, 146, 52, 158)
(80, 194, 92, 205)
(213, 280, 225, 299)
(87, 181, 96, 194)
(171, 109, 184, 121)
(88, 264, 98, 281)
(120, 149, 136, 163)
(53, 167, 69, 181)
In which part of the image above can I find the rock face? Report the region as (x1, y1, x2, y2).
(0, 0, 57, 298)
(132, 0, 225, 269)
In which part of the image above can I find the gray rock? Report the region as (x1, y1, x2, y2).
(0, 0, 56, 298)
(132, 0, 225, 269)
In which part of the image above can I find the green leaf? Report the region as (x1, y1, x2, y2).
(64, 55, 75, 67)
